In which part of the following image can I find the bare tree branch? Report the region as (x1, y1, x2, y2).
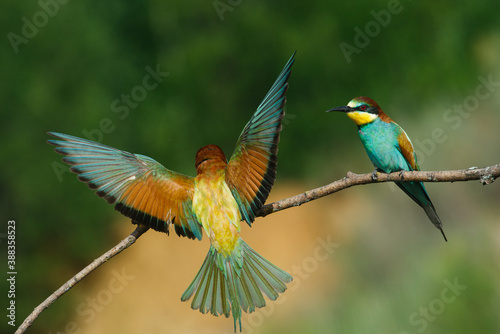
(16, 163, 499, 333)
(15, 226, 149, 334)
(258, 163, 500, 217)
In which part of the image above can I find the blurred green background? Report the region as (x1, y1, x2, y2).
(1, 0, 500, 333)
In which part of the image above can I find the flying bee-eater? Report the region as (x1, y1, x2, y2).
(327, 96, 447, 241)
(48, 53, 295, 331)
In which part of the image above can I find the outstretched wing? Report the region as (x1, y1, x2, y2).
(225, 52, 295, 225)
(47, 132, 202, 240)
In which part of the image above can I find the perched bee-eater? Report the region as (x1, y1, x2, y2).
(327, 96, 447, 241)
(48, 53, 295, 331)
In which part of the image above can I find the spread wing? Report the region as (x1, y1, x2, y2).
(225, 52, 295, 225)
(395, 124, 420, 171)
(47, 132, 202, 240)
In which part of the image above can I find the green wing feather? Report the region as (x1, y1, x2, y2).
(225, 52, 295, 226)
(47, 132, 203, 240)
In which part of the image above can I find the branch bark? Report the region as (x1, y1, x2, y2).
(16, 163, 499, 333)
(258, 163, 500, 217)
(15, 225, 149, 334)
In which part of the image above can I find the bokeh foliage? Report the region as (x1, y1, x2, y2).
(1, 0, 499, 333)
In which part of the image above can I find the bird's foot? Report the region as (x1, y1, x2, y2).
(371, 169, 379, 181)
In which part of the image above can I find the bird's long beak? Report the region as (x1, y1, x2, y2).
(326, 106, 354, 113)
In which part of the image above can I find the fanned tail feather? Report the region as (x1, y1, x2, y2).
(181, 239, 292, 332)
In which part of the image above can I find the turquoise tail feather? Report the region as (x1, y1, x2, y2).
(181, 239, 292, 331)
(396, 181, 447, 241)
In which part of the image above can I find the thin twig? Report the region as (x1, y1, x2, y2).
(16, 164, 499, 333)
(258, 164, 500, 217)
(15, 225, 149, 334)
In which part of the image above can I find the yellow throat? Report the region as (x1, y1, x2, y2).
(346, 111, 378, 126)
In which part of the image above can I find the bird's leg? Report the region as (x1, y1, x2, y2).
(371, 169, 379, 181)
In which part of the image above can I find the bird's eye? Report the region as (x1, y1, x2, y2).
(359, 105, 367, 111)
